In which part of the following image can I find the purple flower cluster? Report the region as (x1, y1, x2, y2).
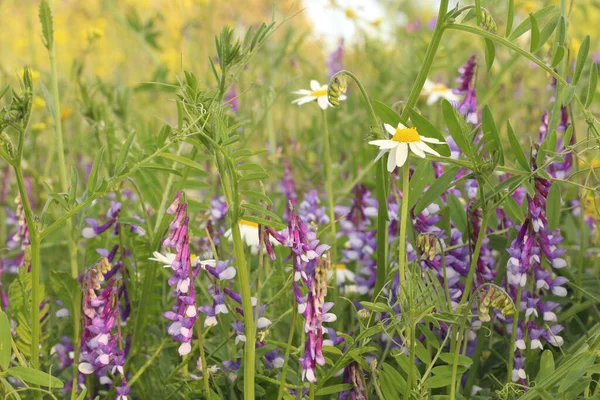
(161, 191, 199, 356)
(78, 259, 128, 391)
(268, 206, 333, 382)
(4, 175, 32, 273)
(280, 161, 297, 221)
(82, 198, 145, 239)
(328, 39, 344, 78)
(453, 55, 478, 124)
(298, 189, 330, 227)
(506, 176, 568, 382)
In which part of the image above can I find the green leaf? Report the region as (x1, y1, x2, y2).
(551, 46, 565, 67)
(408, 109, 451, 156)
(86, 147, 105, 197)
(441, 100, 472, 160)
(382, 363, 407, 393)
(241, 203, 282, 222)
(38, 0, 54, 49)
(316, 384, 353, 396)
(414, 166, 460, 215)
(5, 366, 64, 388)
(537, 350, 555, 382)
(509, 6, 555, 40)
(0, 312, 11, 370)
(415, 340, 431, 364)
(159, 153, 207, 175)
(558, 353, 595, 392)
(573, 35, 590, 85)
(585, 63, 598, 108)
(359, 301, 391, 313)
(547, 182, 561, 230)
(506, 120, 529, 170)
(139, 164, 182, 176)
(239, 172, 269, 182)
(439, 353, 473, 367)
(556, 16, 566, 46)
(408, 160, 434, 210)
(504, 196, 525, 224)
(372, 100, 409, 132)
(536, 14, 560, 51)
(481, 106, 504, 165)
(115, 130, 137, 174)
(529, 14, 540, 52)
(241, 190, 272, 204)
(484, 38, 495, 71)
(506, 0, 515, 37)
(76, 388, 87, 400)
(240, 216, 286, 231)
(426, 374, 454, 389)
(447, 194, 467, 235)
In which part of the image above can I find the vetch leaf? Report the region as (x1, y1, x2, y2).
(240, 216, 286, 231)
(573, 35, 590, 85)
(547, 182, 561, 230)
(86, 147, 105, 197)
(506, 0, 515, 37)
(509, 6, 555, 40)
(504, 196, 525, 224)
(139, 164, 182, 176)
(529, 14, 540, 52)
(537, 350, 555, 382)
(372, 100, 409, 133)
(551, 46, 565, 67)
(316, 384, 353, 396)
(442, 100, 472, 160)
(439, 353, 473, 367)
(408, 160, 434, 210)
(159, 153, 208, 175)
(6, 366, 64, 388)
(414, 166, 460, 215)
(585, 63, 598, 108)
(115, 130, 137, 174)
(507, 120, 529, 170)
(536, 14, 560, 51)
(482, 106, 504, 165)
(0, 312, 11, 370)
(484, 38, 495, 71)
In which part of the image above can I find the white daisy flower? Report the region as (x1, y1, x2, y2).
(328, 264, 356, 284)
(369, 123, 447, 172)
(421, 79, 460, 105)
(292, 80, 345, 110)
(225, 220, 279, 254)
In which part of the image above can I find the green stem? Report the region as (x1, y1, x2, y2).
(322, 110, 337, 281)
(14, 166, 41, 368)
(398, 163, 410, 287)
(400, 0, 449, 119)
(231, 223, 255, 400)
(276, 302, 297, 400)
(128, 340, 167, 386)
(195, 317, 210, 395)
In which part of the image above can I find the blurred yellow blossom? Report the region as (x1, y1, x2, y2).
(33, 96, 46, 111)
(31, 122, 47, 131)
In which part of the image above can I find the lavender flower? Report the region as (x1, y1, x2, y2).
(328, 39, 344, 77)
(160, 191, 198, 356)
(453, 55, 478, 124)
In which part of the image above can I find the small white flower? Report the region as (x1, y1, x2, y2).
(512, 368, 526, 382)
(531, 339, 543, 350)
(149, 252, 176, 268)
(328, 264, 356, 284)
(552, 258, 567, 268)
(225, 220, 279, 254)
(292, 80, 345, 110)
(421, 79, 460, 105)
(78, 362, 95, 375)
(178, 342, 192, 356)
(369, 123, 446, 172)
(515, 339, 526, 350)
(552, 286, 567, 297)
(543, 311, 557, 322)
(204, 316, 218, 327)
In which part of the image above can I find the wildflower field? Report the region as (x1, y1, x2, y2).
(1, 0, 600, 398)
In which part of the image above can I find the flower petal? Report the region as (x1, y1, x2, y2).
(420, 136, 445, 144)
(368, 140, 399, 149)
(310, 80, 320, 91)
(317, 95, 329, 110)
(396, 142, 408, 167)
(387, 146, 398, 172)
(384, 123, 396, 136)
(417, 141, 441, 157)
(409, 142, 425, 158)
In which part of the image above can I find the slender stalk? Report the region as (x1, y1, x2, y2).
(398, 163, 410, 287)
(400, 0, 449, 119)
(195, 318, 210, 394)
(14, 166, 40, 368)
(322, 110, 337, 283)
(231, 223, 255, 400)
(128, 340, 167, 386)
(276, 301, 297, 400)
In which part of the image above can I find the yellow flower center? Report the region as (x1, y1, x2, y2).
(431, 85, 448, 92)
(240, 219, 259, 228)
(335, 264, 346, 270)
(392, 127, 421, 143)
(310, 89, 328, 97)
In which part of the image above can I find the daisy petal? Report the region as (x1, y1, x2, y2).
(310, 80, 320, 91)
(368, 140, 399, 149)
(384, 123, 396, 136)
(409, 142, 425, 158)
(396, 122, 407, 129)
(396, 142, 408, 167)
(421, 136, 445, 144)
(387, 146, 398, 172)
(374, 149, 388, 162)
(317, 95, 329, 110)
(417, 141, 441, 157)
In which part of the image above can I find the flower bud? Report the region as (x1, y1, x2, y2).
(328, 75, 347, 108)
